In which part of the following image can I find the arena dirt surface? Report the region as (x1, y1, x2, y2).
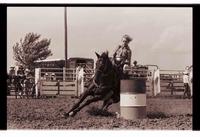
(7, 96, 192, 130)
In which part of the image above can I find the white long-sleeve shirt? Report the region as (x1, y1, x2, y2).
(183, 74, 189, 84)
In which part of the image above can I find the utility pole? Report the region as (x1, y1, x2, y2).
(64, 7, 68, 68)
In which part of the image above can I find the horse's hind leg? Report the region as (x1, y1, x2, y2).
(70, 96, 103, 117)
(102, 99, 113, 111)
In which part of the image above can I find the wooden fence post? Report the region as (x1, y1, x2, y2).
(57, 80, 60, 95)
(35, 68, 41, 98)
(75, 68, 78, 97)
(63, 67, 66, 92)
(63, 67, 66, 81)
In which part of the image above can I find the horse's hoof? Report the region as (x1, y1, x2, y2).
(63, 112, 69, 118)
(69, 111, 76, 117)
(115, 112, 120, 119)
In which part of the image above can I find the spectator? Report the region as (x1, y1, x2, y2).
(183, 66, 190, 99)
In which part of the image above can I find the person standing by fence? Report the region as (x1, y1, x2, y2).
(188, 66, 193, 97)
(168, 80, 174, 96)
(151, 68, 161, 96)
(35, 68, 41, 98)
(183, 66, 190, 99)
(76, 66, 85, 96)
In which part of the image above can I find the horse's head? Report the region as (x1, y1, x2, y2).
(95, 51, 112, 73)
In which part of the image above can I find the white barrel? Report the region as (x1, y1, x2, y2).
(120, 79, 146, 120)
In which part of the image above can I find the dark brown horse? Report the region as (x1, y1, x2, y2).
(64, 51, 120, 117)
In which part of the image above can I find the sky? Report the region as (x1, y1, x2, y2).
(7, 7, 192, 72)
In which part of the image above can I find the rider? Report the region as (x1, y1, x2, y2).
(24, 68, 35, 87)
(25, 68, 33, 79)
(9, 67, 16, 76)
(8, 66, 16, 82)
(113, 34, 132, 78)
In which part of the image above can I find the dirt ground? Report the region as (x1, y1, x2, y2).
(7, 96, 192, 130)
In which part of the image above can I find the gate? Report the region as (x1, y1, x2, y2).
(39, 80, 77, 97)
(35, 67, 94, 97)
(159, 69, 184, 96)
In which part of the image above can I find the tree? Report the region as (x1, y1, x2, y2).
(13, 32, 53, 71)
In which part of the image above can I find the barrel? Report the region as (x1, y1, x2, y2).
(120, 79, 146, 120)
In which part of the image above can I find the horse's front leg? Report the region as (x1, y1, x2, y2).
(63, 83, 96, 118)
(70, 96, 103, 117)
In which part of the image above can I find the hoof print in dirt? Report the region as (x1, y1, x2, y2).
(87, 107, 115, 117)
(59, 108, 64, 112)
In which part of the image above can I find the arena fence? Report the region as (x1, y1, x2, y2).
(35, 67, 186, 98)
(7, 67, 186, 98)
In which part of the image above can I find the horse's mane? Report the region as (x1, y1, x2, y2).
(101, 51, 114, 73)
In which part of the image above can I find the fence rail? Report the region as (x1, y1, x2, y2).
(37, 68, 186, 97)
(8, 67, 187, 98)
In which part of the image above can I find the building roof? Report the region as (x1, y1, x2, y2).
(34, 59, 65, 62)
(68, 57, 94, 61)
(34, 57, 94, 63)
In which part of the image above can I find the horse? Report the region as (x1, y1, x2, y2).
(63, 51, 120, 117)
